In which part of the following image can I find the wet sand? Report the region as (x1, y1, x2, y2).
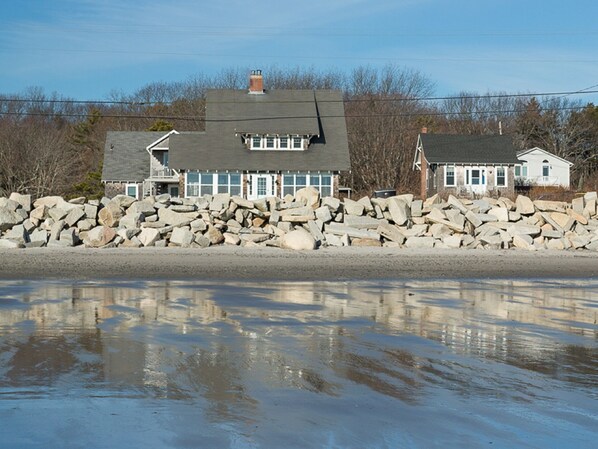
(1, 278, 597, 448)
(1, 246, 598, 280)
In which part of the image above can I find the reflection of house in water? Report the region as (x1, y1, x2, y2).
(1, 280, 596, 407)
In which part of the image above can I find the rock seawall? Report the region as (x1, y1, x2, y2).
(0, 189, 597, 251)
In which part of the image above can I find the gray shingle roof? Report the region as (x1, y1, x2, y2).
(420, 134, 519, 165)
(101, 132, 167, 182)
(169, 89, 350, 172)
(210, 89, 321, 136)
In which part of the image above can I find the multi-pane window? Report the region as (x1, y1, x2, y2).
(445, 165, 455, 186)
(200, 173, 213, 195)
(282, 173, 333, 197)
(257, 177, 267, 196)
(186, 172, 242, 197)
(496, 166, 506, 187)
(217, 173, 242, 195)
(249, 135, 304, 150)
(186, 172, 200, 196)
(542, 160, 550, 178)
(310, 174, 332, 197)
(465, 167, 486, 186)
(514, 164, 528, 177)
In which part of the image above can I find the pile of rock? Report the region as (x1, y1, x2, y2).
(0, 188, 597, 251)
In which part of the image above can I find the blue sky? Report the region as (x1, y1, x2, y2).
(1, 0, 597, 103)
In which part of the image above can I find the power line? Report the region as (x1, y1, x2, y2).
(0, 105, 589, 121)
(1, 89, 597, 107)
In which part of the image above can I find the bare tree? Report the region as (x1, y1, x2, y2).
(0, 117, 76, 197)
(343, 65, 435, 194)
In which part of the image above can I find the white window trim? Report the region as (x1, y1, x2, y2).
(464, 166, 487, 186)
(216, 173, 242, 195)
(515, 164, 528, 178)
(185, 171, 242, 197)
(495, 166, 507, 187)
(184, 172, 199, 197)
(125, 183, 138, 198)
(248, 174, 276, 199)
(250, 135, 264, 150)
(444, 164, 456, 187)
(542, 160, 551, 178)
(281, 172, 334, 197)
(249, 134, 305, 151)
(292, 136, 303, 149)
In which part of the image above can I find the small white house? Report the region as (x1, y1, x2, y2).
(515, 147, 573, 188)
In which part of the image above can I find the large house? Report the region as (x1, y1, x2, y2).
(102, 70, 350, 200)
(413, 132, 519, 198)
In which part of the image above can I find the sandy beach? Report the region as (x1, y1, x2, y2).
(1, 247, 597, 280)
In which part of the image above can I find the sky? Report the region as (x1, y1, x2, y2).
(1, 0, 597, 103)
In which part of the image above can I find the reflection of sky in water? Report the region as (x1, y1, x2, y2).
(0, 279, 597, 448)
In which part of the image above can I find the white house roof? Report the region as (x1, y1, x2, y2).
(517, 147, 573, 166)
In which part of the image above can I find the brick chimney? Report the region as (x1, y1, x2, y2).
(421, 126, 428, 134)
(249, 70, 264, 94)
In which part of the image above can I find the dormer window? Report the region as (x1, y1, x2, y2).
(248, 134, 306, 151)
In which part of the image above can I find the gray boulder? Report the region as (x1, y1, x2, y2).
(387, 197, 410, 226)
(98, 202, 124, 227)
(4, 225, 29, 244)
(29, 228, 48, 245)
(84, 204, 98, 220)
(120, 213, 144, 229)
(50, 220, 66, 241)
(111, 195, 137, 208)
(48, 207, 69, 222)
(30, 205, 47, 221)
(295, 186, 320, 209)
(158, 207, 196, 226)
(0, 207, 23, 231)
(343, 198, 365, 216)
(281, 228, 316, 250)
(404, 236, 435, 248)
(315, 206, 333, 223)
(0, 239, 23, 248)
(170, 227, 195, 247)
(127, 201, 155, 216)
(65, 207, 86, 227)
(59, 228, 79, 247)
(9, 192, 31, 212)
(137, 228, 161, 247)
(206, 226, 225, 245)
(84, 226, 117, 248)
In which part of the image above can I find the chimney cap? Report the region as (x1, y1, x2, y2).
(251, 69, 262, 76)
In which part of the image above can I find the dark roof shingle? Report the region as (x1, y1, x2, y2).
(421, 134, 519, 165)
(101, 131, 167, 182)
(169, 89, 350, 172)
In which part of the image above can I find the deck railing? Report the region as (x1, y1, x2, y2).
(516, 175, 560, 186)
(150, 167, 177, 179)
